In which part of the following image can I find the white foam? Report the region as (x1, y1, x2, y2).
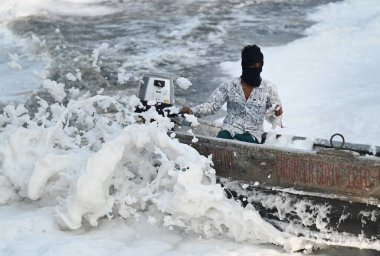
(92, 43, 109, 71)
(0, 92, 316, 252)
(176, 77, 192, 90)
(1, 0, 380, 254)
(42, 79, 66, 102)
(0, 25, 45, 103)
(0, 0, 121, 22)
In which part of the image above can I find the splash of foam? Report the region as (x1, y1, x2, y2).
(0, 91, 315, 252)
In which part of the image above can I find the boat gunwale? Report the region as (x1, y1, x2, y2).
(175, 131, 380, 205)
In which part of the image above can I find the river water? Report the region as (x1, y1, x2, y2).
(3, 0, 380, 255)
(2, 0, 339, 106)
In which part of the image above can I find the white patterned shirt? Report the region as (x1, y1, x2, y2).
(191, 78, 282, 142)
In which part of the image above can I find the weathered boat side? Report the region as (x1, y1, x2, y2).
(176, 132, 380, 205)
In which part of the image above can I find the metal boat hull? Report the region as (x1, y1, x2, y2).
(176, 132, 380, 239)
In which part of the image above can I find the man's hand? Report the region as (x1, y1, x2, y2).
(179, 107, 193, 115)
(274, 105, 283, 116)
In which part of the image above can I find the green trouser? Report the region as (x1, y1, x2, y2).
(217, 130, 259, 144)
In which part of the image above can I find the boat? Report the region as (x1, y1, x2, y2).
(175, 123, 380, 241)
(137, 73, 380, 241)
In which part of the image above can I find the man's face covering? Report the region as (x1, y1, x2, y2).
(241, 45, 264, 87)
(241, 63, 262, 87)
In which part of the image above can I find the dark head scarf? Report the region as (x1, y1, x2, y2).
(241, 44, 264, 87)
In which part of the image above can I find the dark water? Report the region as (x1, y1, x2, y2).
(8, 0, 340, 107)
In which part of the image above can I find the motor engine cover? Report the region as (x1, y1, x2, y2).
(138, 73, 174, 104)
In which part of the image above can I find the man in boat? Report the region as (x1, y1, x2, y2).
(180, 44, 283, 144)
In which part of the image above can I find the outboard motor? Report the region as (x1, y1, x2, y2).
(136, 73, 175, 116)
(136, 73, 191, 126)
(138, 73, 174, 104)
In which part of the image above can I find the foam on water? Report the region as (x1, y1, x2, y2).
(0, 91, 314, 252)
(0, 24, 47, 103)
(1, 0, 335, 108)
(1, 86, 380, 252)
(0, 0, 121, 22)
(1, 0, 380, 254)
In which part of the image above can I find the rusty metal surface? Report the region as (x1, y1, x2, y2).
(176, 133, 380, 205)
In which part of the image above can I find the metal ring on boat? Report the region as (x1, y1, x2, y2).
(330, 133, 345, 149)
